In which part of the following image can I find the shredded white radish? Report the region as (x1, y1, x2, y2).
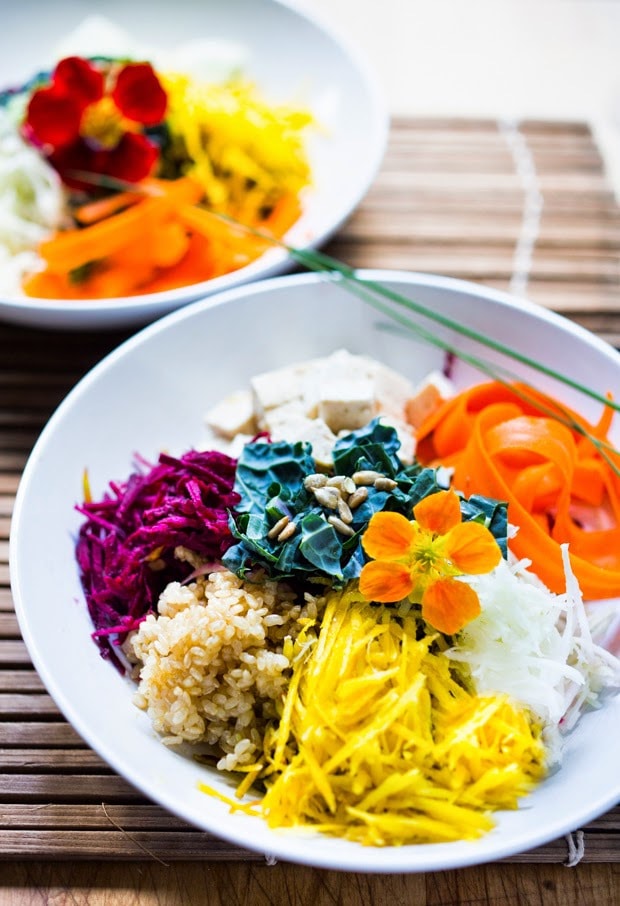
(448, 544, 620, 764)
(0, 107, 66, 295)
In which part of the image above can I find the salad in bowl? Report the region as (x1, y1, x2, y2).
(0, 6, 387, 328)
(11, 271, 619, 870)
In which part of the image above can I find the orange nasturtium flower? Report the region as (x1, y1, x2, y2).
(359, 489, 502, 635)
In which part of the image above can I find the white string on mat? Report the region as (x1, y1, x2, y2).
(498, 118, 544, 299)
(564, 830, 585, 867)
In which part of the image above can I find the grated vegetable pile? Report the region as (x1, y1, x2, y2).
(206, 587, 547, 846)
(75, 449, 239, 668)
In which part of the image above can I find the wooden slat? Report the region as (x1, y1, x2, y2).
(0, 640, 32, 666)
(0, 590, 15, 611)
(0, 694, 60, 717)
(0, 117, 619, 864)
(0, 830, 257, 861)
(0, 774, 141, 802)
(0, 749, 109, 770)
(0, 671, 45, 692)
(0, 613, 19, 635)
(0, 722, 84, 746)
(0, 803, 197, 829)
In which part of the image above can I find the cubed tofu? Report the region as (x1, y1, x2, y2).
(303, 349, 372, 418)
(269, 413, 337, 471)
(262, 400, 308, 434)
(204, 390, 257, 439)
(250, 360, 322, 425)
(373, 363, 417, 418)
(318, 378, 375, 434)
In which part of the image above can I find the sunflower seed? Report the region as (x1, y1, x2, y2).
(352, 470, 384, 486)
(277, 521, 297, 542)
(337, 497, 353, 524)
(374, 477, 397, 491)
(326, 475, 356, 496)
(304, 473, 328, 490)
(328, 515, 355, 536)
(348, 487, 368, 509)
(267, 514, 290, 539)
(313, 486, 341, 509)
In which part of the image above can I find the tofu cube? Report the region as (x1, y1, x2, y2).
(205, 390, 257, 439)
(269, 405, 336, 471)
(318, 378, 375, 434)
(250, 360, 321, 426)
(373, 364, 417, 418)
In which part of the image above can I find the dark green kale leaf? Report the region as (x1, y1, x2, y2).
(222, 418, 509, 586)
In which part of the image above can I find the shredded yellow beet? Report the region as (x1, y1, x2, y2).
(161, 72, 313, 223)
(202, 587, 547, 847)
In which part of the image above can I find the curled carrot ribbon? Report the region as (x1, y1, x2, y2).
(414, 382, 620, 600)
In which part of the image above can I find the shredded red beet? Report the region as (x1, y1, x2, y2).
(75, 449, 240, 670)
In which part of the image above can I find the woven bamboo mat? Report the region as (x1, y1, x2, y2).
(1, 117, 619, 862)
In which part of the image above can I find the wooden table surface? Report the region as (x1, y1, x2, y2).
(1, 118, 619, 905)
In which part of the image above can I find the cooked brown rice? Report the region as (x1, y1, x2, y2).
(131, 568, 319, 771)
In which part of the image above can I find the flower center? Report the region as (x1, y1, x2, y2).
(80, 97, 134, 150)
(412, 531, 447, 572)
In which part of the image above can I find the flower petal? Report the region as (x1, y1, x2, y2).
(112, 63, 168, 126)
(48, 141, 100, 190)
(25, 87, 83, 147)
(421, 576, 481, 634)
(359, 560, 414, 603)
(54, 57, 104, 109)
(445, 521, 502, 574)
(104, 132, 159, 183)
(413, 489, 462, 535)
(361, 511, 416, 561)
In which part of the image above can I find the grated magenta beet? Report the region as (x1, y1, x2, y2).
(75, 449, 240, 671)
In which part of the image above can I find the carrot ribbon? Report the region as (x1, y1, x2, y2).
(414, 382, 620, 600)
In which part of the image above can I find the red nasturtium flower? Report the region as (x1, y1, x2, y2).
(23, 56, 168, 189)
(359, 489, 502, 635)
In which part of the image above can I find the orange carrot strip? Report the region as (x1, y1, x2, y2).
(150, 221, 191, 269)
(39, 196, 173, 274)
(74, 192, 143, 225)
(26, 177, 300, 300)
(40, 177, 205, 275)
(259, 191, 302, 238)
(22, 270, 86, 300)
(141, 176, 205, 206)
(129, 232, 217, 295)
(415, 381, 620, 599)
(178, 204, 269, 255)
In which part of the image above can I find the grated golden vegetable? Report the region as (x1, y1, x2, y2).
(205, 587, 548, 847)
(160, 72, 313, 224)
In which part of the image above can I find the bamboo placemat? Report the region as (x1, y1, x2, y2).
(1, 118, 619, 862)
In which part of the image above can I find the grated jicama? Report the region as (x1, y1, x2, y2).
(447, 545, 620, 762)
(0, 107, 66, 294)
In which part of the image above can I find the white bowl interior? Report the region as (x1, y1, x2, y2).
(0, 0, 387, 329)
(10, 271, 620, 872)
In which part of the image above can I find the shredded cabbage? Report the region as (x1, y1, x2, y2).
(0, 107, 66, 293)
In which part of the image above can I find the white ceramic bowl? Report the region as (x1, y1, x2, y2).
(0, 0, 387, 330)
(10, 271, 620, 872)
